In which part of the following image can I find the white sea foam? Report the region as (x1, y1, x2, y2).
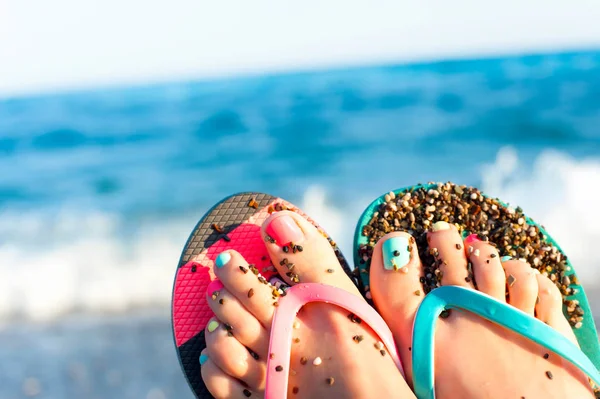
(0, 147, 599, 322)
(481, 147, 600, 285)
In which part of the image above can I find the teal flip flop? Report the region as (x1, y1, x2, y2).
(353, 182, 600, 398)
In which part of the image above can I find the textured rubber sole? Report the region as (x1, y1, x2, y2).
(171, 192, 354, 398)
(353, 183, 600, 370)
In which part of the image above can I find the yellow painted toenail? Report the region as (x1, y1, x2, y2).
(431, 221, 450, 231)
(207, 320, 219, 332)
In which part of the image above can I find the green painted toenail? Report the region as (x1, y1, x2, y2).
(207, 320, 219, 332)
(382, 236, 411, 271)
(199, 354, 209, 365)
(216, 252, 231, 268)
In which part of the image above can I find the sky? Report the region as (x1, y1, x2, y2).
(1, 0, 600, 96)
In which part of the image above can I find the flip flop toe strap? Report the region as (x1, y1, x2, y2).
(265, 283, 404, 399)
(412, 286, 600, 399)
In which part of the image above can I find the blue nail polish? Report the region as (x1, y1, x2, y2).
(199, 354, 209, 365)
(501, 256, 512, 262)
(382, 236, 411, 271)
(215, 252, 231, 268)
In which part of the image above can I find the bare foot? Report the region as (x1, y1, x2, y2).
(369, 223, 594, 398)
(199, 211, 413, 399)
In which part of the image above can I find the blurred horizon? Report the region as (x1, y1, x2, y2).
(3, 47, 600, 100)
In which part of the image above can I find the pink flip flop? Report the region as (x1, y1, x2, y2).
(172, 193, 401, 398)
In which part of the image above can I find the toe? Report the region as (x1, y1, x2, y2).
(536, 274, 578, 344)
(214, 250, 279, 328)
(205, 318, 267, 392)
(370, 231, 424, 378)
(427, 221, 474, 288)
(206, 280, 270, 356)
(465, 234, 505, 301)
(200, 350, 258, 399)
(261, 210, 359, 295)
(503, 258, 539, 315)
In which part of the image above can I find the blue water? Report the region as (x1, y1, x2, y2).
(2, 51, 600, 216)
(1, 50, 600, 398)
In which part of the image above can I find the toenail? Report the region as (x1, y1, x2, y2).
(465, 233, 480, 244)
(215, 252, 231, 268)
(199, 354, 209, 365)
(206, 279, 225, 297)
(431, 221, 450, 231)
(501, 255, 512, 262)
(265, 215, 304, 246)
(207, 320, 219, 332)
(382, 236, 411, 271)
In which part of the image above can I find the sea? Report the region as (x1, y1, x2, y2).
(1, 50, 600, 398)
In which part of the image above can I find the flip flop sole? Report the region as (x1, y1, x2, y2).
(353, 182, 600, 369)
(171, 192, 354, 398)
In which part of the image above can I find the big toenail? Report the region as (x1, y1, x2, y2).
(215, 252, 231, 268)
(382, 236, 411, 271)
(199, 354, 209, 365)
(431, 221, 450, 231)
(207, 320, 219, 332)
(265, 215, 304, 246)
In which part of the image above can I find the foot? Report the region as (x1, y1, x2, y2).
(199, 211, 414, 399)
(370, 223, 595, 398)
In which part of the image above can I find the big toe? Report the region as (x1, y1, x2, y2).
(261, 210, 360, 295)
(369, 231, 425, 377)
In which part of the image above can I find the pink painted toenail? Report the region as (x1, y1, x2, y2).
(465, 234, 480, 245)
(206, 279, 224, 297)
(266, 215, 304, 246)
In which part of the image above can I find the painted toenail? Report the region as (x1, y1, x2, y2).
(215, 252, 231, 268)
(382, 236, 411, 271)
(431, 221, 450, 231)
(206, 279, 225, 299)
(207, 320, 219, 332)
(501, 255, 513, 262)
(199, 354, 209, 365)
(265, 215, 304, 246)
(465, 233, 480, 244)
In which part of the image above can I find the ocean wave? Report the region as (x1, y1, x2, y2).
(0, 147, 599, 323)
